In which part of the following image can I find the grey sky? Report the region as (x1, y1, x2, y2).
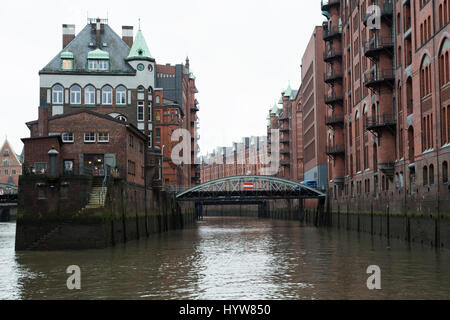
(0, 0, 324, 156)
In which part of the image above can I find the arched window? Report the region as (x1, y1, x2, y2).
(423, 166, 428, 186)
(70, 85, 81, 105)
(439, 38, 450, 87)
(102, 86, 113, 105)
(429, 164, 435, 185)
(420, 55, 431, 97)
(443, 161, 448, 184)
(116, 86, 127, 105)
(52, 85, 63, 104)
(85, 85, 95, 105)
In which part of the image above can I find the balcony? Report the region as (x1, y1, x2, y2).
(280, 148, 290, 154)
(379, 162, 395, 177)
(362, 0, 394, 26)
(279, 115, 290, 121)
(366, 113, 396, 132)
(323, 47, 342, 62)
(364, 69, 395, 89)
(321, 0, 340, 11)
(323, 25, 342, 41)
(281, 160, 291, 167)
(324, 69, 343, 84)
(280, 139, 290, 144)
(325, 114, 344, 127)
(324, 91, 344, 105)
(280, 127, 290, 132)
(364, 37, 394, 58)
(325, 144, 345, 157)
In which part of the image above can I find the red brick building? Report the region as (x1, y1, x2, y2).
(321, 0, 450, 210)
(0, 139, 22, 194)
(23, 109, 147, 187)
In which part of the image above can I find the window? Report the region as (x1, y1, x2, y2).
(34, 162, 48, 174)
(429, 164, 435, 185)
(116, 115, 127, 122)
(156, 111, 161, 122)
(137, 101, 144, 121)
(12, 169, 16, 175)
(52, 85, 63, 104)
(62, 59, 73, 70)
(85, 85, 95, 105)
(3, 160, 10, 166)
(98, 132, 109, 143)
(129, 135, 134, 148)
(423, 166, 428, 186)
(148, 102, 152, 121)
(70, 85, 81, 104)
(128, 160, 136, 175)
(4, 169, 8, 175)
(116, 86, 126, 105)
(156, 96, 160, 104)
(62, 132, 74, 143)
(84, 132, 96, 143)
(156, 128, 161, 138)
(102, 86, 112, 105)
(3, 149, 9, 157)
(443, 161, 449, 184)
(88, 60, 109, 71)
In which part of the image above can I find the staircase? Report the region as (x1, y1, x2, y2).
(84, 177, 107, 209)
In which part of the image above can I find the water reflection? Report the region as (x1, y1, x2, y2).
(0, 218, 449, 300)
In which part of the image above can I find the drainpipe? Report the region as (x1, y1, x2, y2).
(431, 0, 441, 248)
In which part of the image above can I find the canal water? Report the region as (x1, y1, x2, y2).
(0, 217, 449, 300)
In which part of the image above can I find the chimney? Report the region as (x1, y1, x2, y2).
(122, 26, 134, 47)
(62, 24, 75, 48)
(96, 18, 101, 47)
(38, 104, 49, 137)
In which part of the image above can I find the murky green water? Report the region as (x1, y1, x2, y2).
(0, 217, 449, 300)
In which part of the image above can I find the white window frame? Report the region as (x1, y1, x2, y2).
(102, 86, 113, 105)
(52, 85, 63, 104)
(99, 60, 109, 71)
(70, 86, 81, 105)
(116, 86, 127, 105)
(62, 132, 74, 143)
(98, 132, 110, 143)
(137, 101, 144, 121)
(88, 60, 98, 71)
(148, 102, 152, 121)
(84, 132, 96, 143)
(85, 86, 95, 105)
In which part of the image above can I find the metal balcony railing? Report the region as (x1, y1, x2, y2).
(323, 47, 343, 62)
(323, 25, 343, 40)
(362, 0, 394, 25)
(324, 91, 344, 104)
(325, 115, 345, 127)
(324, 69, 343, 83)
(363, 37, 394, 57)
(325, 144, 345, 156)
(364, 68, 395, 87)
(366, 114, 396, 131)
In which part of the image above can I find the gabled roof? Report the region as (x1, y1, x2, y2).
(41, 24, 135, 74)
(270, 103, 279, 115)
(1, 139, 22, 165)
(126, 29, 154, 62)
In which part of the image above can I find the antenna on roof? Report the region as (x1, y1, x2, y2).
(138, 18, 141, 31)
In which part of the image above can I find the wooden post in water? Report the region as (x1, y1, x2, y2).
(135, 190, 139, 240)
(370, 202, 374, 236)
(386, 204, 390, 245)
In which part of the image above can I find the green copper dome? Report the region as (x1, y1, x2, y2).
(270, 103, 279, 115)
(60, 51, 74, 59)
(126, 29, 154, 61)
(284, 82, 292, 98)
(87, 48, 109, 60)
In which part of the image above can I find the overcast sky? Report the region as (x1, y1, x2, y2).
(0, 0, 324, 156)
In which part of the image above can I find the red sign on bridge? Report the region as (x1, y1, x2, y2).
(243, 182, 254, 190)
